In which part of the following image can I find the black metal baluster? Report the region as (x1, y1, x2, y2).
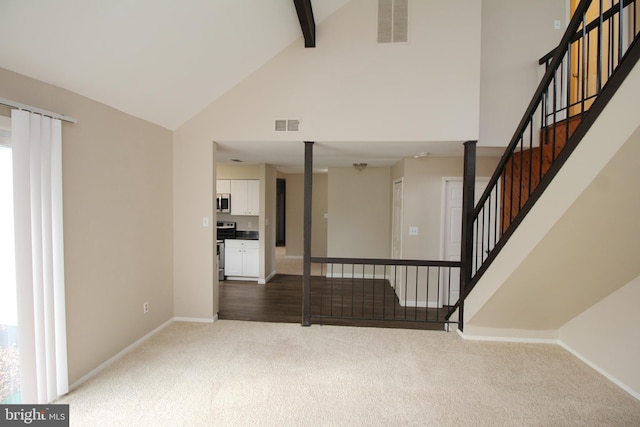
(425, 266, 430, 321)
(582, 13, 588, 115)
(565, 39, 572, 159)
(473, 215, 479, 273)
(436, 267, 441, 321)
(447, 265, 452, 310)
(493, 186, 499, 246)
(619, 0, 624, 65)
(541, 86, 547, 185)
(598, 0, 604, 93)
(480, 206, 485, 264)
(610, 10, 615, 78)
(528, 117, 534, 199)
(393, 264, 397, 320)
(490, 193, 495, 258)
(382, 264, 387, 320)
(404, 266, 409, 320)
(372, 264, 376, 319)
(329, 263, 334, 317)
(413, 266, 420, 320)
(518, 137, 524, 210)
(509, 152, 514, 230)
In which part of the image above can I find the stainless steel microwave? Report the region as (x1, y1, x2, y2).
(216, 193, 230, 213)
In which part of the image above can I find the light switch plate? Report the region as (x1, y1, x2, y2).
(202, 217, 209, 227)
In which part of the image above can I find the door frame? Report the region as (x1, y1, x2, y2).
(439, 177, 491, 307)
(391, 178, 404, 291)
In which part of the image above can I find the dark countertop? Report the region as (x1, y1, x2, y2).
(230, 230, 259, 240)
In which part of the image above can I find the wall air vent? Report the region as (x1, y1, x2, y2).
(378, 0, 408, 44)
(275, 119, 287, 131)
(275, 119, 300, 132)
(287, 120, 300, 132)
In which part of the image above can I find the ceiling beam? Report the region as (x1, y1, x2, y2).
(293, 0, 316, 48)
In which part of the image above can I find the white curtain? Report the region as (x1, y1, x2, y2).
(11, 109, 68, 404)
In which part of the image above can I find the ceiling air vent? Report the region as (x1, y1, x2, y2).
(274, 119, 300, 132)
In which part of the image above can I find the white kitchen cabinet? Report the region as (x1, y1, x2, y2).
(224, 239, 259, 278)
(230, 180, 260, 216)
(217, 179, 231, 194)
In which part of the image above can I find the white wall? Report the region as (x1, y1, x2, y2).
(480, 0, 567, 147)
(173, 122, 214, 321)
(181, 0, 482, 144)
(559, 274, 640, 399)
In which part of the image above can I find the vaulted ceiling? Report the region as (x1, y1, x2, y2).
(0, 0, 347, 131)
(0, 1, 500, 171)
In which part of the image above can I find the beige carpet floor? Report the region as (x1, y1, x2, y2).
(58, 320, 640, 426)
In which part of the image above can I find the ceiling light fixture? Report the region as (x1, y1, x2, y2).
(414, 152, 431, 159)
(353, 163, 368, 171)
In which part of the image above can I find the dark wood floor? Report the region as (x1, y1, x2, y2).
(219, 274, 450, 330)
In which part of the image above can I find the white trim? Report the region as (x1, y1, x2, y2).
(391, 177, 404, 261)
(456, 329, 558, 344)
(262, 270, 277, 284)
(558, 340, 640, 402)
(173, 316, 215, 323)
(398, 300, 440, 308)
(456, 330, 640, 400)
(224, 276, 259, 282)
(67, 318, 174, 391)
(439, 177, 462, 261)
(325, 272, 389, 280)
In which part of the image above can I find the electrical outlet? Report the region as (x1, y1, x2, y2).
(143, 301, 149, 314)
(409, 226, 419, 236)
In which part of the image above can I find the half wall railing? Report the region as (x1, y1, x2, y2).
(309, 257, 461, 328)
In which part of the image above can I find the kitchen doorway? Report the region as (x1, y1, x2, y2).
(276, 178, 286, 246)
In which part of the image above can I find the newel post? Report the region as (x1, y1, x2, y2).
(302, 141, 314, 326)
(459, 140, 477, 332)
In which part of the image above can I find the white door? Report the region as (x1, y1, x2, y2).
(391, 179, 403, 291)
(440, 179, 490, 306)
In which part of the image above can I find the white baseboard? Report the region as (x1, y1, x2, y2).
(262, 270, 277, 284)
(558, 340, 640, 402)
(69, 317, 174, 391)
(398, 300, 440, 308)
(173, 316, 215, 323)
(325, 272, 389, 280)
(455, 329, 640, 401)
(456, 328, 558, 344)
(224, 276, 258, 282)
